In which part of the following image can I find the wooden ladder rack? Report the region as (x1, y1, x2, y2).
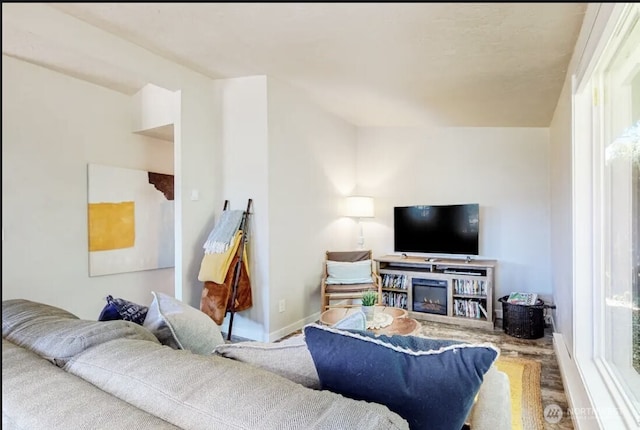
(224, 198, 253, 340)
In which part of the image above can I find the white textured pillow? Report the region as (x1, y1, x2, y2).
(143, 291, 224, 355)
(325, 259, 373, 284)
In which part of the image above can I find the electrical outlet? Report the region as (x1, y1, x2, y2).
(278, 299, 286, 313)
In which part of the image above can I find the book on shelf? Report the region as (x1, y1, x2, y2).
(478, 303, 488, 318)
(506, 292, 537, 306)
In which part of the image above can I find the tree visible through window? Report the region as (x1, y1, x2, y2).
(598, 4, 640, 413)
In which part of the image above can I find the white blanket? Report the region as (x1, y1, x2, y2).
(203, 210, 244, 254)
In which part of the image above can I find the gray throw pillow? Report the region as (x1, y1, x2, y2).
(143, 291, 224, 355)
(213, 335, 321, 389)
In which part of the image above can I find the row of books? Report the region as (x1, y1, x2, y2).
(453, 299, 488, 319)
(382, 291, 408, 309)
(381, 274, 408, 290)
(452, 278, 487, 296)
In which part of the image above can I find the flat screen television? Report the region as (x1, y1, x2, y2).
(394, 203, 479, 256)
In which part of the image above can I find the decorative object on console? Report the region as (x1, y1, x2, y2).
(143, 291, 225, 354)
(304, 323, 499, 430)
(344, 195, 375, 250)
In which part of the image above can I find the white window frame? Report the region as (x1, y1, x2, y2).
(573, 3, 640, 429)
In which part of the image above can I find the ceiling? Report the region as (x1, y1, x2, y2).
(2, 3, 587, 128)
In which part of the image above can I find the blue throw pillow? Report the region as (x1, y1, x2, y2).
(98, 295, 148, 325)
(303, 323, 499, 430)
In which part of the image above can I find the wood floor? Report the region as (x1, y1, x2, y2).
(229, 318, 574, 429)
(417, 318, 573, 430)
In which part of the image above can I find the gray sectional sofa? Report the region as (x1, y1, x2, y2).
(2, 298, 511, 430)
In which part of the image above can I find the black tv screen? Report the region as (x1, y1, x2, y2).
(394, 204, 479, 255)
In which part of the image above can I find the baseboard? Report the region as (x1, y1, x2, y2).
(268, 312, 320, 342)
(220, 321, 261, 342)
(553, 333, 600, 430)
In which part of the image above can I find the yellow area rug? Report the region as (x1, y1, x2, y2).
(495, 356, 545, 430)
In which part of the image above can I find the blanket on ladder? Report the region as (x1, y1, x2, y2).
(203, 210, 244, 254)
(201, 251, 252, 325)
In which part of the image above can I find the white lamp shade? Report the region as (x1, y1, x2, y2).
(345, 196, 375, 218)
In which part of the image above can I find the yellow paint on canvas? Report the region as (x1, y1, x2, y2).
(88, 202, 135, 251)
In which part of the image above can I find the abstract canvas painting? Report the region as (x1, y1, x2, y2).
(87, 163, 174, 276)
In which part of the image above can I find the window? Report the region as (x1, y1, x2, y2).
(574, 4, 640, 428)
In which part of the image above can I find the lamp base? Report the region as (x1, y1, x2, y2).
(356, 221, 365, 250)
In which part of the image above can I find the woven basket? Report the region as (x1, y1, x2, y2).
(499, 295, 546, 339)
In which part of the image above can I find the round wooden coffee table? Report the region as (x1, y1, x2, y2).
(319, 306, 420, 336)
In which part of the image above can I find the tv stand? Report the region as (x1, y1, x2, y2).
(374, 255, 496, 329)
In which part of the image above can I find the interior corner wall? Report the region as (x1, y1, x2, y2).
(209, 75, 358, 341)
(212, 76, 270, 341)
(549, 76, 574, 352)
(266, 77, 358, 341)
(356, 126, 552, 311)
(1, 55, 174, 319)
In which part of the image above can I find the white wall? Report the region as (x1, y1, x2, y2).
(357, 126, 552, 311)
(2, 4, 221, 316)
(176, 81, 220, 309)
(267, 77, 358, 341)
(210, 76, 270, 341)
(209, 76, 358, 341)
(2, 3, 565, 343)
(1, 55, 174, 319)
(549, 77, 574, 350)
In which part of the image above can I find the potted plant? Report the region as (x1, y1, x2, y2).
(361, 290, 378, 321)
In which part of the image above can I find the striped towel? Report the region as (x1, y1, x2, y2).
(203, 210, 244, 254)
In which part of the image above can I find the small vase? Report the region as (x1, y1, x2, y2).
(362, 305, 375, 322)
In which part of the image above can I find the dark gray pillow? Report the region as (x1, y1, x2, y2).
(2, 299, 159, 366)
